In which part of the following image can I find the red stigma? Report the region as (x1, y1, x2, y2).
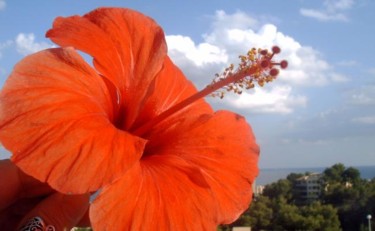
(261, 60, 270, 68)
(269, 68, 279, 77)
(272, 46, 281, 54)
(260, 49, 268, 56)
(280, 60, 288, 69)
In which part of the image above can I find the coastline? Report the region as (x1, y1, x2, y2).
(256, 165, 375, 185)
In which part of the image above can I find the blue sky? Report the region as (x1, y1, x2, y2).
(0, 0, 374, 169)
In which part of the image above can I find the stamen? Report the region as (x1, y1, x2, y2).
(210, 46, 288, 98)
(133, 46, 288, 136)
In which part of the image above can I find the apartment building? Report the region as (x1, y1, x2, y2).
(293, 173, 323, 204)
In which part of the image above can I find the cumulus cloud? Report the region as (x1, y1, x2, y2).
(16, 33, 52, 56)
(0, 0, 5, 11)
(166, 35, 227, 66)
(225, 85, 307, 114)
(166, 10, 343, 114)
(300, 0, 354, 22)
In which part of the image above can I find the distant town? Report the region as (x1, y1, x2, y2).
(219, 163, 375, 231)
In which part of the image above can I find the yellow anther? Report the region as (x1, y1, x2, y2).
(258, 79, 265, 87)
(208, 45, 287, 99)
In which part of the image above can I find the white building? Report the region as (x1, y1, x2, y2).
(294, 173, 323, 204)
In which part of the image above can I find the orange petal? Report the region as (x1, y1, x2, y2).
(130, 56, 213, 134)
(0, 48, 146, 194)
(46, 8, 167, 129)
(90, 111, 259, 230)
(90, 159, 217, 230)
(146, 110, 259, 224)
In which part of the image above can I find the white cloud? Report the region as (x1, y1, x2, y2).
(347, 85, 375, 105)
(300, 0, 354, 22)
(336, 60, 358, 67)
(368, 68, 375, 76)
(15, 33, 52, 56)
(297, 138, 331, 146)
(0, 40, 12, 59)
(300, 9, 348, 22)
(0, 66, 6, 83)
(318, 108, 340, 119)
(226, 85, 307, 114)
(210, 10, 259, 31)
(330, 73, 350, 83)
(324, 0, 354, 11)
(166, 35, 227, 66)
(0, 40, 12, 81)
(0, 0, 6, 11)
(352, 116, 375, 124)
(166, 10, 343, 114)
(280, 46, 333, 86)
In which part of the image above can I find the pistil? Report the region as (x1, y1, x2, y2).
(133, 46, 288, 137)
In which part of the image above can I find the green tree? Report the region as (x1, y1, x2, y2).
(271, 197, 304, 231)
(216, 225, 231, 231)
(299, 202, 341, 231)
(226, 164, 374, 231)
(246, 196, 273, 229)
(262, 179, 292, 202)
(322, 165, 375, 231)
(286, 172, 304, 182)
(323, 163, 345, 183)
(270, 198, 341, 231)
(342, 167, 361, 183)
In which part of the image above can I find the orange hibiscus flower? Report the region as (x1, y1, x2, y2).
(0, 7, 286, 230)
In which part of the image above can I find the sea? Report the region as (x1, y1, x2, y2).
(256, 166, 375, 186)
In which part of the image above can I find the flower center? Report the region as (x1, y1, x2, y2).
(133, 46, 288, 137)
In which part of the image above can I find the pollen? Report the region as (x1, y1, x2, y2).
(210, 46, 288, 98)
(133, 46, 288, 136)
